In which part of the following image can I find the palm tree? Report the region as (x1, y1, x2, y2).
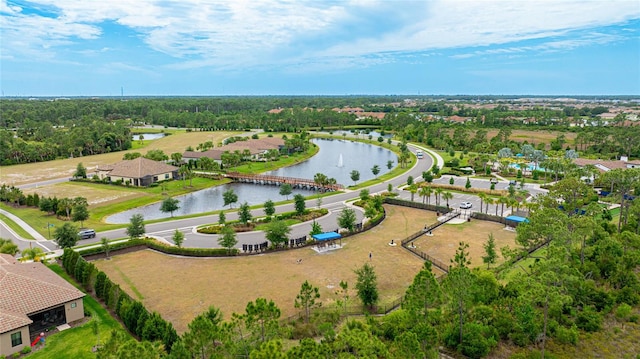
(484, 196, 495, 214)
(498, 196, 509, 217)
(434, 188, 443, 206)
(508, 197, 519, 214)
(442, 191, 453, 208)
(409, 184, 418, 202)
(477, 193, 488, 214)
(419, 186, 431, 204)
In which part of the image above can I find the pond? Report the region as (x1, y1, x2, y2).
(105, 138, 397, 223)
(132, 133, 166, 141)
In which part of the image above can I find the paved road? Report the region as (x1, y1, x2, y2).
(78, 142, 437, 249)
(3, 137, 551, 254)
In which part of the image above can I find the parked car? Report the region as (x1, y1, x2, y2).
(459, 202, 473, 209)
(78, 229, 96, 239)
(490, 178, 499, 184)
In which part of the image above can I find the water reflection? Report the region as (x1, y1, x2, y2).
(105, 138, 397, 223)
(132, 133, 166, 141)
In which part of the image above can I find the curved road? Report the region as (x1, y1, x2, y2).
(3, 139, 440, 253)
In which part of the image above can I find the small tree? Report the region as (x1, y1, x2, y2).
(160, 197, 180, 217)
(387, 160, 394, 170)
(101, 237, 111, 259)
(371, 165, 380, 179)
(388, 183, 393, 193)
(172, 229, 184, 248)
(350, 170, 360, 185)
(354, 263, 378, 309)
(310, 220, 322, 236)
(465, 177, 472, 189)
(449, 177, 455, 185)
(336, 280, 349, 317)
(74, 162, 87, 179)
(218, 225, 238, 254)
(218, 211, 226, 225)
(294, 194, 306, 215)
(359, 189, 370, 201)
(72, 203, 89, 228)
(295, 280, 321, 323)
(55, 223, 79, 248)
(126, 214, 145, 240)
(407, 176, 414, 186)
(238, 202, 252, 225)
(265, 220, 291, 248)
(338, 208, 357, 232)
(222, 189, 238, 208)
(279, 183, 292, 200)
(263, 199, 275, 218)
(482, 233, 497, 269)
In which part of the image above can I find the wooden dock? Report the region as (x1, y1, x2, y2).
(225, 172, 344, 192)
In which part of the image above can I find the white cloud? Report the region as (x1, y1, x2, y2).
(1, 0, 638, 69)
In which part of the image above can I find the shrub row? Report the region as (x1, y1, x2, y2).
(77, 238, 238, 257)
(61, 248, 178, 351)
(383, 197, 450, 214)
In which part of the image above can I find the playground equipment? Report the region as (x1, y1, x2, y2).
(31, 333, 45, 347)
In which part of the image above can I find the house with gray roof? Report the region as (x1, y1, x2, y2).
(0, 254, 85, 356)
(96, 157, 179, 187)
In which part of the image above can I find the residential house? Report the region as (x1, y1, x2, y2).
(182, 137, 285, 163)
(0, 254, 85, 357)
(573, 157, 640, 173)
(96, 157, 179, 187)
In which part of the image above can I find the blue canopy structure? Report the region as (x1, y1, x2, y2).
(312, 232, 342, 241)
(505, 215, 529, 224)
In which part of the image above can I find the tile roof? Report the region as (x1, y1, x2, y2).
(182, 149, 224, 160)
(573, 158, 630, 171)
(105, 157, 178, 178)
(183, 138, 284, 159)
(0, 254, 85, 334)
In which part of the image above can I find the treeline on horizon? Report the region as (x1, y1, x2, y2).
(0, 97, 639, 165)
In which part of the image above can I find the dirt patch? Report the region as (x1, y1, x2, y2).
(93, 205, 438, 333)
(0, 131, 239, 186)
(92, 206, 516, 333)
(412, 219, 519, 269)
(485, 129, 577, 149)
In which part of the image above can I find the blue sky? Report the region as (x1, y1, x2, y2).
(1, 0, 639, 96)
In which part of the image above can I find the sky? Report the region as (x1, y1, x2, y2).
(1, 0, 639, 96)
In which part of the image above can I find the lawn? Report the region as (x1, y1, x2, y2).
(412, 218, 519, 269)
(28, 264, 127, 359)
(92, 205, 517, 333)
(93, 204, 436, 333)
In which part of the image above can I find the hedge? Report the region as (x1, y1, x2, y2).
(61, 248, 178, 352)
(384, 197, 451, 214)
(78, 238, 238, 257)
